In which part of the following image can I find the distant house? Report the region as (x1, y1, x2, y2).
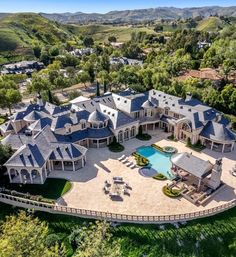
(1, 61, 44, 75)
(197, 41, 211, 49)
(70, 48, 95, 57)
(110, 42, 124, 49)
(110, 57, 143, 66)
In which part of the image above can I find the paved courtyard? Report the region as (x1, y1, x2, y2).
(49, 131, 236, 216)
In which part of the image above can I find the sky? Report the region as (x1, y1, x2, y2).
(1, 0, 236, 14)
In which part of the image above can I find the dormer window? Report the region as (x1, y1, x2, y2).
(124, 100, 127, 103)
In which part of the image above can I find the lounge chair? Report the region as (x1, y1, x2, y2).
(118, 155, 125, 161)
(121, 157, 129, 163)
(232, 171, 236, 177)
(130, 163, 136, 169)
(126, 161, 132, 167)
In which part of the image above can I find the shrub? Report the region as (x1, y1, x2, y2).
(136, 133, 152, 141)
(108, 142, 124, 152)
(153, 173, 167, 181)
(162, 185, 181, 198)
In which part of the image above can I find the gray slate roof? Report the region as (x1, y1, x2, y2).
(200, 121, 236, 142)
(171, 152, 213, 178)
(88, 110, 108, 123)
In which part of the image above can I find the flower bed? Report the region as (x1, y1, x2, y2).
(151, 144, 164, 152)
(132, 152, 149, 166)
(162, 185, 181, 198)
(153, 173, 167, 181)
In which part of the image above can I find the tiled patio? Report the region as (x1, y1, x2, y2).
(49, 131, 236, 216)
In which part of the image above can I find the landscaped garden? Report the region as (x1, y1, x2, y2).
(5, 178, 72, 200)
(162, 185, 181, 198)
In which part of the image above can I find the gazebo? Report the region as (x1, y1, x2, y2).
(171, 152, 214, 191)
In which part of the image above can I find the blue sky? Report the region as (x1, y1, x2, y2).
(1, 0, 236, 13)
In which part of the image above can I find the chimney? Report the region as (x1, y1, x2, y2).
(185, 92, 192, 101)
(37, 93, 43, 107)
(70, 109, 77, 125)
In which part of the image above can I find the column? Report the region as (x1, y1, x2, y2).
(222, 144, 225, 153)
(73, 161, 75, 171)
(211, 141, 214, 150)
(82, 157, 85, 167)
(61, 161, 65, 171)
(107, 137, 109, 145)
(19, 171, 23, 183)
(197, 178, 202, 192)
(231, 142, 235, 152)
(97, 140, 99, 148)
(29, 171, 33, 184)
(8, 169, 12, 183)
(39, 170, 44, 184)
(153, 124, 155, 131)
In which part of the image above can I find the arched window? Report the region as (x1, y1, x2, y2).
(124, 128, 129, 140)
(181, 122, 191, 132)
(130, 126, 136, 137)
(118, 130, 123, 142)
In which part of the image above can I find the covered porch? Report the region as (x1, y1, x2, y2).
(7, 166, 48, 184)
(201, 137, 235, 153)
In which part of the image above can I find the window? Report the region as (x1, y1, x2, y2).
(134, 112, 140, 118)
(164, 108, 169, 116)
(81, 122, 86, 129)
(174, 113, 179, 119)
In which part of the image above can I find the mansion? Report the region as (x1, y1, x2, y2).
(0, 88, 235, 184)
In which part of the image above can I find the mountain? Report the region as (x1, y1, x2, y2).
(0, 13, 75, 64)
(41, 6, 236, 24)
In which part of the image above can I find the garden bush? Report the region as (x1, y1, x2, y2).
(162, 185, 181, 197)
(153, 173, 167, 180)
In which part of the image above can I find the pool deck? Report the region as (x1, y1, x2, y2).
(50, 131, 236, 216)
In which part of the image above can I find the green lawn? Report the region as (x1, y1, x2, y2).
(5, 178, 72, 200)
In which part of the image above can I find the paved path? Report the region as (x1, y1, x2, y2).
(49, 133, 236, 216)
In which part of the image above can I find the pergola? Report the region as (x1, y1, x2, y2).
(171, 152, 213, 191)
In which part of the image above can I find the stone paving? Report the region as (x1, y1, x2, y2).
(49, 131, 236, 216)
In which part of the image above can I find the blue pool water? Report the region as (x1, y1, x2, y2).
(137, 146, 175, 179)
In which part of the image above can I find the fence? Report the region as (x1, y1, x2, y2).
(0, 192, 235, 224)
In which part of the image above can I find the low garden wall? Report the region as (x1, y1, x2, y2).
(0, 192, 235, 224)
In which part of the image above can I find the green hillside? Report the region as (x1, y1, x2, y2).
(0, 13, 75, 64)
(197, 17, 225, 32)
(67, 24, 156, 42)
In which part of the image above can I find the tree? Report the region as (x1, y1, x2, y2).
(96, 81, 100, 97)
(29, 75, 51, 94)
(83, 37, 94, 47)
(0, 88, 22, 115)
(0, 211, 66, 257)
(97, 70, 111, 93)
(74, 221, 121, 257)
(0, 144, 13, 167)
(154, 25, 163, 32)
(108, 36, 117, 43)
(77, 71, 91, 88)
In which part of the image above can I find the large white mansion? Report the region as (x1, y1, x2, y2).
(1, 88, 235, 184)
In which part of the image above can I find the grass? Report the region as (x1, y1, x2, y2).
(0, 117, 6, 125)
(197, 17, 224, 32)
(0, 201, 235, 257)
(5, 178, 72, 200)
(68, 24, 156, 42)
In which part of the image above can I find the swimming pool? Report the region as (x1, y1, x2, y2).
(137, 146, 175, 179)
